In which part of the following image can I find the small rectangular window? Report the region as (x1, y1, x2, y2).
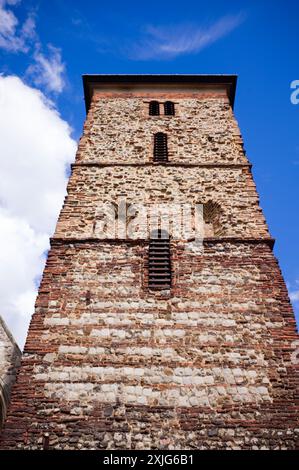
(149, 101, 160, 116)
(148, 230, 171, 290)
(154, 133, 168, 162)
(164, 101, 175, 116)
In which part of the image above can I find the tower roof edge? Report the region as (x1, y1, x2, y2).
(82, 74, 238, 113)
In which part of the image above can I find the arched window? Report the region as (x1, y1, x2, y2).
(149, 101, 160, 116)
(148, 229, 171, 290)
(153, 132, 168, 162)
(203, 201, 223, 237)
(164, 101, 175, 116)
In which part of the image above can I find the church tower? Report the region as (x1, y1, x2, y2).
(1, 75, 298, 450)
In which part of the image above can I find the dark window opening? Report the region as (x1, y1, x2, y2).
(148, 229, 171, 290)
(164, 101, 175, 116)
(154, 132, 168, 162)
(149, 101, 160, 116)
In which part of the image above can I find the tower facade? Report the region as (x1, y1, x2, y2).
(1, 75, 298, 450)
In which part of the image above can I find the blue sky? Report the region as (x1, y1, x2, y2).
(0, 0, 298, 346)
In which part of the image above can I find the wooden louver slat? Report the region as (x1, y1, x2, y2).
(148, 231, 171, 290)
(149, 101, 160, 116)
(154, 133, 168, 162)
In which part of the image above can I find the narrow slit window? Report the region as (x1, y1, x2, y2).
(149, 101, 160, 116)
(154, 132, 168, 162)
(148, 230, 171, 290)
(164, 101, 175, 116)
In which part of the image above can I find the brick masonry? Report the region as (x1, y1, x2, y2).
(1, 81, 298, 449)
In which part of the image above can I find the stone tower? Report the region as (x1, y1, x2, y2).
(1, 75, 298, 450)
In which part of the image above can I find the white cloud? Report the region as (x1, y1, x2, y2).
(27, 45, 66, 93)
(0, 1, 22, 4)
(20, 11, 36, 40)
(0, 0, 36, 53)
(289, 281, 299, 302)
(0, 1, 65, 95)
(0, 75, 77, 348)
(129, 14, 245, 60)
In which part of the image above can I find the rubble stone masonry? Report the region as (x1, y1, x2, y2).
(0, 317, 21, 427)
(1, 77, 298, 449)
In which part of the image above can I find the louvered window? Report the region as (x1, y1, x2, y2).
(148, 230, 171, 290)
(149, 101, 160, 116)
(153, 133, 168, 162)
(164, 101, 175, 116)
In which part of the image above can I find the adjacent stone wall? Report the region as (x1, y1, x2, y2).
(0, 317, 21, 427)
